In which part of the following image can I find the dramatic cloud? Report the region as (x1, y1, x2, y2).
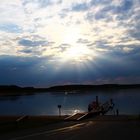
(0, 0, 140, 87)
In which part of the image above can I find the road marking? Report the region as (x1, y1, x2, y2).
(10, 122, 91, 140)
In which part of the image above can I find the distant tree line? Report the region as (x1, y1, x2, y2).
(0, 84, 140, 95)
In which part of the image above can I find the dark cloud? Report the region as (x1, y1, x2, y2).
(1, 46, 140, 87)
(86, 6, 114, 21)
(58, 44, 71, 52)
(102, 45, 140, 62)
(0, 23, 22, 33)
(19, 39, 47, 47)
(20, 49, 33, 54)
(87, 40, 110, 52)
(89, 0, 133, 11)
(0, 55, 55, 87)
(86, 0, 135, 21)
(22, 0, 62, 8)
(94, 40, 109, 49)
(116, 0, 133, 13)
(60, 2, 89, 17)
(59, 8, 70, 18)
(0, 55, 38, 85)
(59, 43, 71, 47)
(94, 5, 115, 20)
(130, 31, 140, 40)
(127, 23, 140, 40)
(72, 3, 89, 11)
(90, 0, 109, 6)
(94, 50, 140, 79)
(86, 12, 94, 22)
(77, 38, 90, 44)
(114, 1, 134, 21)
(123, 45, 140, 57)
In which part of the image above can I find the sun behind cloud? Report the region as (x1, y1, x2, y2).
(61, 45, 93, 62)
(62, 26, 81, 44)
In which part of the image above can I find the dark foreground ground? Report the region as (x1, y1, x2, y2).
(0, 115, 140, 140)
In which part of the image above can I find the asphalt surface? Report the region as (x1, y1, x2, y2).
(0, 116, 140, 140)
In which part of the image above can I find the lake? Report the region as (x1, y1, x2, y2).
(0, 89, 140, 115)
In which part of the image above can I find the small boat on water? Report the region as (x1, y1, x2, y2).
(88, 96, 114, 115)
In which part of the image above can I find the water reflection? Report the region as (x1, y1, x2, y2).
(0, 89, 140, 115)
(0, 96, 21, 101)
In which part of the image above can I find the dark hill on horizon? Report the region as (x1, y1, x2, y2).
(0, 84, 140, 94)
(47, 84, 140, 91)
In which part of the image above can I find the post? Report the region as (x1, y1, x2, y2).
(58, 105, 62, 116)
(96, 96, 99, 107)
(116, 109, 119, 116)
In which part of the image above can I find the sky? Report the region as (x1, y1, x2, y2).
(0, 0, 140, 87)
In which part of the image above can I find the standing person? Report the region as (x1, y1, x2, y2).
(88, 103, 92, 112)
(116, 109, 119, 116)
(109, 98, 115, 110)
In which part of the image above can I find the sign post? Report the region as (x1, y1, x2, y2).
(57, 105, 62, 116)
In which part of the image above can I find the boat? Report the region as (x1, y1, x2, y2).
(65, 96, 115, 121)
(88, 96, 114, 115)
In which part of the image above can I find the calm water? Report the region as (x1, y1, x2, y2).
(0, 89, 140, 115)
